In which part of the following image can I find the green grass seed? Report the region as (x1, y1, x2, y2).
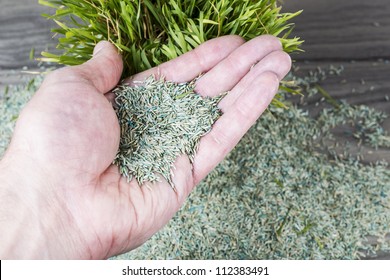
(113, 76, 223, 188)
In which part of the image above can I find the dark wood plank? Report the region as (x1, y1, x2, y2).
(0, 0, 56, 70)
(283, 0, 390, 61)
(0, 68, 44, 95)
(292, 60, 390, 114)
(2, 0, 390, 66)
(290, 60, 390, 165)
(2, 0, 390, 64)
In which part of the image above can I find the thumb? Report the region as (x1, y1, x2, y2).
(80, 41, 124, 93)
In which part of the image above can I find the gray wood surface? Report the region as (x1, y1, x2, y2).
(0, 0, 55, 69)
(0, 0, 389, 259)
(283, 0, 390, 61)
(282, 0, 390, 166)
(283, 2, 390, 256)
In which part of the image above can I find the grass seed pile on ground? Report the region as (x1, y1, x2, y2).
(121, 105, 389, 260)
(0, 77, 42, 154)
(1, 70, 389, 259)
(113, 76, 223, 187)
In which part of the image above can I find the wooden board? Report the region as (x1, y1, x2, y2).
(283, 0, 390, 61)
(288, 60, 390, 174)
(291, 60, 390, 119)
(282, 0, 390, 171)
(0, 0, 56, 70)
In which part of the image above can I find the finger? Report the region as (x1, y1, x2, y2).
(84, 41, 123, 93)
(192, 71, 280, 185)
(41, 41, 123, 95)
(195, 35, 282, 97)
(218, 50, 291, 111)
(78, 41, 123, 93)
(127, 35, 245, 84)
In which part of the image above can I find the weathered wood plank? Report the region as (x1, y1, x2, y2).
(2, 0, 390, 68)
(283, 0, 390, 61)
(290, 60, 390, 164)
(0, 0, 56, 69)
(0, 68, 44, 95)
(292, 60, 390, 114)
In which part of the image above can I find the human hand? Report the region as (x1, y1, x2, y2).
(0, 35, 291, 259)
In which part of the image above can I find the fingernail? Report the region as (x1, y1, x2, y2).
(93, 41, 108, 56)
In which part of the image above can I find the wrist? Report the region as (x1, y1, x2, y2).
(0, 154, 85, 259)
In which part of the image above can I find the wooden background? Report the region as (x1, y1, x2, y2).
(0, 0, 389, 259)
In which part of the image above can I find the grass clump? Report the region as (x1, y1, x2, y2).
(39, 0, 302, 78)
(113, 76, 223, 187)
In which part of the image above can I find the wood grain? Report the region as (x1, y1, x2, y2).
(291, 60, 390, 115)
(0, 0, 56, 70)
(283, 0, 390, 61)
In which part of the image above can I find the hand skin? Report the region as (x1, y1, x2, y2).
(0, 35, 291, 259)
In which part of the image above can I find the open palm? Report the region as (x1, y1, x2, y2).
(5, 35, 290, 259)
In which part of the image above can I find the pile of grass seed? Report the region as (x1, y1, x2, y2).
(1, 70, 389, 259)
(113, 77, 223, 187)
(0, 76, 43, 154)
